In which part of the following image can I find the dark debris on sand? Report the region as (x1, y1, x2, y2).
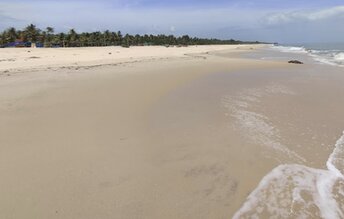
(288, 60, 304, 64)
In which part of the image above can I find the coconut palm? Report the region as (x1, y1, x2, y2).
(6, 27, 18, 42)
(103, 30, 111, 46)
(44, 27, 54, 47)
(0, 24, 255, 48)
(46, 27, 54, 35)
(24, 24, 40, 43)
(67, 29, 78, 46)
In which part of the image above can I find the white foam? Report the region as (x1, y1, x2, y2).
(310, 54, 339, 66)
(272, 45, 344, 67)
(309, 52, 344, 67)
(233, 131, 344, 219)
(222, 83, 305, 163)
(273, 46, 308, 54)
(327, 131, 344, 176)
(264, 84, 296, 95)
(334, 52, 344, 61)
(226, 83, 344, 218)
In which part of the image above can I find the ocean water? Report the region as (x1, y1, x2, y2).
(233, 132, 344, 218)
(225, 80, 344, 218)
(273, 42, 344, 67)
(231, 44, 344, 218)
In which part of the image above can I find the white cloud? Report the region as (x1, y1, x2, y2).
(0, 1, 343, 43)
(0, 1, 260, 35)
(263, 6, 344, 25)
(170, 26, 176, 32)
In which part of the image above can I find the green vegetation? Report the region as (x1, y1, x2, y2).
(0, 24, 261, 47)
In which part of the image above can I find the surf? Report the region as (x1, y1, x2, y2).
(233, 131, 344, 218)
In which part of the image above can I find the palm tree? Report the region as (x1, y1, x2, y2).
(79, 32, 89, 47)
(117, 31, 123, 45)
(122, 34, 132, 47)
(0, 23, 250, 48)
(24, 24, 40, 43)
(44, 27, 54, 47)
(103, 30, 111, 46)
(6, 27, 18, 42)
(67, 29, 78, 46)
(41, 31, 47, 45)
(180, 35, 190, 46)
(46, 27, 54, 35)
(0, 27, 18, 45)
(58, 33, 66, 47)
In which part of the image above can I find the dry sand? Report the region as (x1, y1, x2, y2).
(1, 45, 344, 218)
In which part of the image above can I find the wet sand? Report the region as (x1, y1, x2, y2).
(1, 45, 344, 218)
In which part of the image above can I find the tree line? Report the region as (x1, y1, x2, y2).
(0, 24, 260, 48)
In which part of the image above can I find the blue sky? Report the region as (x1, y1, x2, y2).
(1, 0, 344, 43)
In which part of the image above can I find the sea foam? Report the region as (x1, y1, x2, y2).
(273, 46, 308, 54)
(222, 83, 304, 163)
(225, 83, 344, 218)
(272, 45, 344, 67)
(233, 132, 344, 218)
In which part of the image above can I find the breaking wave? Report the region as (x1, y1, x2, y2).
(222, 83, 305, 163)
(233, 132, 344, 218)
(272, 45, 344, 67)
(223, 83, 344, 218)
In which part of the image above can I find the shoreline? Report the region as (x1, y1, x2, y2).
(1, 45, 344, 218)
(0, 45, 268, 74)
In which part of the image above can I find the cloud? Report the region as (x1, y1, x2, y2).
(263, 6, 344, 25)
(0, 9, 25, 30)
(0, 1, 343, 43)
(170, 26, 176, 32)
(0, 13, 17, 22)
(0, 1, 260, 35)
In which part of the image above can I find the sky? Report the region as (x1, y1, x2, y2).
(0, 0, 344, 43)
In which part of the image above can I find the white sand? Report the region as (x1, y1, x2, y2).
(0, 45, 259, 72)
(5, 44, 342, 218)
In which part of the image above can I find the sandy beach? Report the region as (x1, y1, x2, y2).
(1, 45, 344, 218)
